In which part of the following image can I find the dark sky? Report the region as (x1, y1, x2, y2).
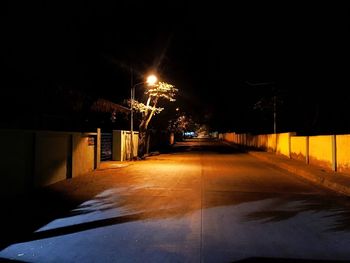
(1, 1, 349, 134)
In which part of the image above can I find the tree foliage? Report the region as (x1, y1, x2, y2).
(133, 81, 177, 157)
(168, 114, 199, 134)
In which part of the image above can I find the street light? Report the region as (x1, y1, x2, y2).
(130, 74, 158, 160)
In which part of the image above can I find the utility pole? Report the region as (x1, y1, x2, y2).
(273, 95, 276, 134)
(130, 66, 134, 160)
(246, 81, 277, 134)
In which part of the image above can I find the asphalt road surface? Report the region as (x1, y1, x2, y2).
(1, 139, 350, 262)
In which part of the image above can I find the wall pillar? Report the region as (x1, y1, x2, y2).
(66, 134, 73, 179)
(332, 135, 337, 172)
(288, 133, 291, 158)
(306, 136, 309, 164)
(95, 128, 101, 169)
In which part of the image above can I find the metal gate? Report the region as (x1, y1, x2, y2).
(101, 133, 112, 161)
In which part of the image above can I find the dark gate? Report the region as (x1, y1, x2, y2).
(101, 132, 112, 161)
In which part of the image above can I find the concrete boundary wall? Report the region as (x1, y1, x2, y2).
(276, 133, 291, 157)
(290, 136, 307, 162)
(220, 132, 350, 175)
(336, 135, 350, 173)
(112, 130, 139, 161)
(309, 135, 333, 171)
(0, 129, 100, 196)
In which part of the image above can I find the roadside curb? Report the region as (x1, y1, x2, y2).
(248, 151, 350, 197)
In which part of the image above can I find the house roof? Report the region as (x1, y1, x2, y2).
(90, 98, 130, 114)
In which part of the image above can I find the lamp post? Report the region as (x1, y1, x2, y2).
(130, 74, 157, 160)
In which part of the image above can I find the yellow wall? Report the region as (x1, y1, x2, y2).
(35, 131, 96, 184)
(246, 134, 257, 148)
(72, 134, 95, 178)
(224, 132, 234, 142)
(257, 134, 268, 149)
(309, 135, 333, 170)
(1, 129, 97, 195)
(221, 131, 350, 175)
(336, 135, 350, 173)
(290, 136, 307, 161)
(35, 132, 69, 187)
(266, 134, 277, 152)
(276, 133, 290, 157)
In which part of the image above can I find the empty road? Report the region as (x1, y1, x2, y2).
(1, 139, 350, 262)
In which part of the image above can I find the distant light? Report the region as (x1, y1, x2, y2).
(184, 131, 195, 136)
(146, 75, 158, 86)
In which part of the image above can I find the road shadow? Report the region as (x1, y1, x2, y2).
(0, 257, 28, 263)
(3, 183, 350, 251)
(0, 188, 84, 250)
(241, 193, 350, 232)
(203, 188, 350, 232)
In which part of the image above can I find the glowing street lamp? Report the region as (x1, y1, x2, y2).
(146, 75, 157, 86)
(130, 74, 158, 160)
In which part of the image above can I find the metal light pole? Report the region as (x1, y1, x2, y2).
(130, 74, 158, 160)
(273, 95, 277, 134)
(130, 84, 135, 160)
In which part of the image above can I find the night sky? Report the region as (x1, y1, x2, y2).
(1, 1, 349, 134)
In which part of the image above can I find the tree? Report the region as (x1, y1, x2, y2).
(132, 81, 178, 157)
(168, 113, 200, 140)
